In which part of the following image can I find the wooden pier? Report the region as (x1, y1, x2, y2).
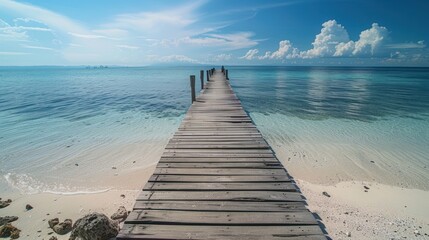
(117, 69, 327, 239)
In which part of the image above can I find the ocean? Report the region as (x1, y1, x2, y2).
(1, 66, 428, 194)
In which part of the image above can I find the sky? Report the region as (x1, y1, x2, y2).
(0, 0, 428, 66)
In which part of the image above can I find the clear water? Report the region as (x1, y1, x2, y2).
(1, 66, 428, 194)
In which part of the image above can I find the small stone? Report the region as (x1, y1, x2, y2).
(111, 206, 128, 222)
(370, 161, 375, 163)
(414, 230, 420, 235)
(49, 236, 58, 240)
(120, 194, 125, 198)
(112, 167, 117, 169)
(75, 163, 79, 166)
(364, 186, 370, 190)
(52, 219, 73, 235)
(0, 216, 19, 225)
(26, 204, 33, 210)
(132, 161, 136, 163)
(346, 231, 351, 237)
(48, 218, 59, 228)
(322, 191, 331, 197)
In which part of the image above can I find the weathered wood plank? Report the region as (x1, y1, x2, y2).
(164, 149, 272, 153)
(153, 168, 287, 175)
(143, 182, 297, 191)
(125, 210, 318, 225)
(156, 162, 282, 168)
(137, 191, 304, 202)
(149, 175, 291, 182)
(159, 157, 279, 163)
(165, 144, 270, 149)
(133, 200, 304, 212)
(162, 153, 276, 158)
(118, 225, 327, 240)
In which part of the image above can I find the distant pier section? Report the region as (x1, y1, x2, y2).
(117, 68, 327, 239)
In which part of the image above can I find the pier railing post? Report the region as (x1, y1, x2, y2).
(206, 70, 210, 81)
(190, 75, 196, 103)
(226, 69, 229, 80)
(200, 70, 204, 89)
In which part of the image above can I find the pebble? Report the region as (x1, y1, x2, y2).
(346, 231, 351, 237)
(26, 204, 33, 210)
(322, 191, 331, 197)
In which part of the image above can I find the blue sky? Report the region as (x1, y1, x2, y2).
(1, 0, 428, 66)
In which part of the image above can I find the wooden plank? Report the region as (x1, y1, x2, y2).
(153, 168, 286, 175)
(143, 182, 297, 191)
(168, 140, 267, 143)
(164, 149, 272, 153)
(125, 210, 318, 225)
(159, 157, 279, 163)
(165, 144, 269, 149)
(162, 153, 275, 158)
(137, 191, 304, 202)
(118, 225, 326, 240)
(149, 175, 291, 182)
(156, 162, 282, 168)
(133, 200, 303, 211)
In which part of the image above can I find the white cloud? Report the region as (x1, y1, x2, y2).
(0, 0, 85, 34)
(149, 32, 258, 50)
(334, 41, 355, 56)
(68, 32, 120, 40)
(155, 55, 199, 64)
(353, 23, 388, 55)
(259, 40, 298, 59)
(386, 41, 426, 49)
(0, 18, 28, 41)
(240, 49, 259, 60)
(241, 20, 406, 61)
(301, 20, 350, 58)
(0, 51, 30, 55)
(116, 44, 140, 50)
(22, 45, 55, 51)
(212, 53, 232, 62)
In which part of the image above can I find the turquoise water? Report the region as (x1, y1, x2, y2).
(1, 66, 428, 193)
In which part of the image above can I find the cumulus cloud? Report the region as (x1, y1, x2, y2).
(301, 20, 350, 58)
(241, 19, 402, 61)
(258, 40, 299, 59)
(353, 23, 388, 55)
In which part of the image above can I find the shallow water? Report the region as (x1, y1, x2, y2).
(1, 66, 428, 193)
